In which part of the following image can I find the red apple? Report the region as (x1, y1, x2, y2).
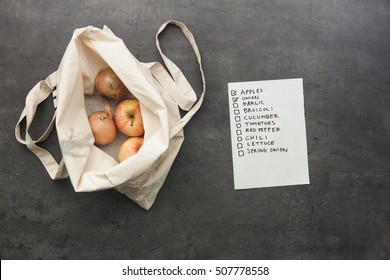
(118, 137, 144, 162)
(114, 99, 144, 136)
(95, 68, 128, 101)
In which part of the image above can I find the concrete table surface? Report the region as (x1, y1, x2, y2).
(1, 0, 390, 259)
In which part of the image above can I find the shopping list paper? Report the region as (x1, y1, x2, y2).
(228, 78, 309, 189)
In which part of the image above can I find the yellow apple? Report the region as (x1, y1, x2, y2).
(118, 137, 144, 162)
(114, 99, 144, 136)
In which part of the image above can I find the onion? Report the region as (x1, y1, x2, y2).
(95, 68, 129, 101)
(88, 104, 117, 145)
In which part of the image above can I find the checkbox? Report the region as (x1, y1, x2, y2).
(234, 109, 240, 115)
(236, 123, 242, 129)
(233, 103, 239, 108)
(238, 150, 244, 157)
(231, 90, 237, 96)
(237, 143, 243, 149)
(237, 136, 242, 142)
(235, 116, 241, 122)
(236, 130, 242, 135)
(232, 97, 239, 102)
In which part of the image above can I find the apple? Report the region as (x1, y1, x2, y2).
(95, 68, 128, 101)
(118, 137, 144, 162)
(114, 99, 144, 136)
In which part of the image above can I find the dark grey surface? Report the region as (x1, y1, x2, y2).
(1, 0, 390, 259)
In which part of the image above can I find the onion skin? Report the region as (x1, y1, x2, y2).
(88, 104, 117, 145)
(95, 68, 128, 101)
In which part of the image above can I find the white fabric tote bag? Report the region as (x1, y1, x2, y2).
(15, 20, 205, 210)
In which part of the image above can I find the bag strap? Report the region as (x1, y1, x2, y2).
(154, 20, 206, 138)
(15, 72, 68, 180)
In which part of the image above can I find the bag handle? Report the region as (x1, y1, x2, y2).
(15, 72, 68, 180)
(155, 20, 206, 138)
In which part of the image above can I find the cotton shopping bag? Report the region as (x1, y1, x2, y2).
(15, 20, 206, 210)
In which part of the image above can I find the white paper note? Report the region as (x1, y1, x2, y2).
(228, 78, 310, 189)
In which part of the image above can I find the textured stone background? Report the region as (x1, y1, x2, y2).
(1, 0, 390, 259)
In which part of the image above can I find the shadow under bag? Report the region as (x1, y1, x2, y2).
(15, 20, 206, 210)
